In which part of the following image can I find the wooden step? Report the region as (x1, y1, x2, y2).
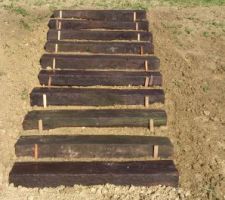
(52, 10, 146, 22)
(38, 70, 162, 87)
(15, 135, 173, 159)
(45, 41, 154, 54)
(30, 88, 165, 107)
(9, 160, 178, 187)
(23, 109, 167, 130)
(40, 54, 160, 70)
(48, 19, 149, 31)
(47, 30, 152, 41)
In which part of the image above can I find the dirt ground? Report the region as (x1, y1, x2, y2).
(0, 4, 225, 200)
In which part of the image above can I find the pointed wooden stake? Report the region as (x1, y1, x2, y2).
(38, 119, 43, 132)
(135, 22, 139, 31)
(133, 12, 136, 22)
(55, 44, 58, 53)
(153, 145, 159, 159)
(145, 77, 149, 87)
(43, 94, 47, 108)
(48, 76, 52, 87)
(34, 144, 38, 159)
(137, 33, 140, 41)
(140, 46, 144, 55)
(145, 60, 148, 71)
(145, 96, 149, 107)
(149, 119, 154, 132)
(59, 10, 62, 18)
(57, 31, 61, 40)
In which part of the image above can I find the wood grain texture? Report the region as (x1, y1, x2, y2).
(48, 19, 149, 31)
(40, 54, 160, 70)
(22, 109, 167, 130)
(38, 70, 162, 86)
(44, 41, 154, 54)
(15, 135, 173, 159)
(52, 10, 146, 21)
(47, 30, 152, 41)
(9, 160, 179, 187)
(30, 88, 165, 106)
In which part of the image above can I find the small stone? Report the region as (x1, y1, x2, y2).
(203, 110, 210, 116)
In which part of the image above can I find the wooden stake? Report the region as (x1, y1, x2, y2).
(53, 58, 56, 70)
(34, 144, 38, 159)
(145, 60, 148, 71)
(137, 33, 140, 41)
(149, 119, 154, 132)
(38, 119, 43, 132)
(136, 22, 139, 31)
(48, 76, 52, 87)
(145, 96, 149, 107)
(59, 10, 62, 18)
(43, 94, 47, 108)
(133, 12, 136, 22)
(58, 21, 62, 30)
(57, 30, 61, 40)
(140, 46, 144, 55)
(55, 44, 58, 53)
(153, 145, 159, 159)
(145, 77, 149, 87)
(149, 75, 154, 86)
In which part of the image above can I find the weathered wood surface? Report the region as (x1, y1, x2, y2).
(45, 41, 154, 54)
(52, 10, 146, 21)
(15, 135, 173, 159)
(9, 160, 179, 187)
(30, 88, 165, 106)
(48, 19, 149, 31)
(23, 109, 167, 130)
(38, 70, 162, 86)
(47, 30, 152, 41)
(40, 54, 160, 70)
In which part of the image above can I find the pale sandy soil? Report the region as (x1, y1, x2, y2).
(0, 2, 224, 200)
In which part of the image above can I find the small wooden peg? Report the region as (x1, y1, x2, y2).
(38, 119, 43, 132)
(55, 44, 58, 53)
(48, 76, 52, 87)
(145, 60, 148, 71)
(145, 96, 149, 107)
(53, 58, 56, 70)
(149, 119, 154, 132)
(149, 75, 154, 86)
(43, 94, 47, 108)
(145, 77, 149, 87)
(153, 145, 159, 159)
(136, 22, 139, 31)
(57, 30, 61, 40)
(137, 33, 140, 41)
(140, 46, 144, 55)
(34, 144, 38, 159)
(133, 12, 136, 22)
(59, 10, 62, 18)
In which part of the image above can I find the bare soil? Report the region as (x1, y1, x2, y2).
(0, 5, 224, 200)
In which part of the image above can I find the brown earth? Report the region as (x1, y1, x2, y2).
(0, 4, 225, 200)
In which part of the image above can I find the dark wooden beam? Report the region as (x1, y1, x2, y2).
(44, 41, 154, 54)
(40, 54, 160, 70)
(22, 109, 167, 130)
(47, 30, 152, 41)
(48, 19, 149, 31)
(52, 10, 146, 22)
(30, 88, 165, 106)
(38, 70, 162, 87)
(15, 135, 173, 159)
(9, 160, 179, 187)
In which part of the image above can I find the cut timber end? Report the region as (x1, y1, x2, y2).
(133, 12, 136, 22)
(136, 22, 139, 31)
(57, 31, 61, 40)
(42, 94, 47, 108)
(34, 144, 38, 159)
(153, 145, 159, 159)
(145, 96, 149, 107)
(145, 77, 149, 87)
(145, 60, 148, 71)
(38, 119, 43, 132)
(137, 33, 140, 41)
